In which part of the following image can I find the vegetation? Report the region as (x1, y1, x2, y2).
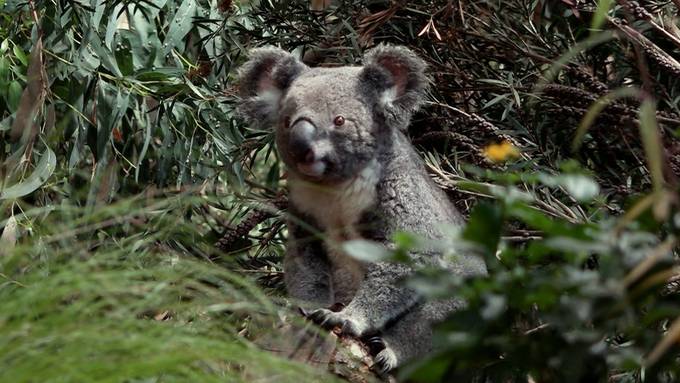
(1, 0, 679, 381)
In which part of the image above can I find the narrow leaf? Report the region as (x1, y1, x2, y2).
(342, 239, 392, 262)
(590, 0, 614, 32)
(639, 100, 665, 193)
(0, 214, 18, 255)
(0, 147, 56, 200)
(9, 37, 46, 144)
(164, 0, 197, 55)
(572, 87, 641, 151)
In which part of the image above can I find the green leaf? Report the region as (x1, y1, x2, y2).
(639, 100, 664, 193)
(342, 239, 392, 263)
(135, 67, 185, 81)
(163, 0, 197, 55)
(0, 57, 9, 80)
(536, 173, 600, 202)
(462, 203, 503, 258)
(590, 0, 614, 31)
(12, 43, 27, 66)
(133, 103, 152, 182)
(558, 175, 600, 201)
(0, 147, 56, 200)
(7, 80, 21, 111)
(572, 87, 640, 151)
(95, 82, 130, 159)
(114, 37, 134, 76)
(89, 31, 121, 77)
(75, 42, 101, 77)
(532, 31, 615, 97)
(195, 2, 225, 59)
(105, 4, 124, 50)
(481, 294, 506, 320)
(91, 0, 106, 31)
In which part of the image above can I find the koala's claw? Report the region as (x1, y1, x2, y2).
(307, 308, 364, 337)
(307, 308, 336, 327)
(373, 346, 399, 375)
(365, 336, 387, 356)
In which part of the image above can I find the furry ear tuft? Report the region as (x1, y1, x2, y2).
(360, 44, 429, 129)
(237, 47, 307, 129)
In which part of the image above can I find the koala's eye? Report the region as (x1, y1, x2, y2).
(283, 116, 291, 128)
(333, 115, 345, 127)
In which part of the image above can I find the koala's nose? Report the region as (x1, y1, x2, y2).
(304, 149, 315, 163)
(289, 120, 317, 164)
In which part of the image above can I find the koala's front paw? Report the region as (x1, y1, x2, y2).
(373, 346, 399, 374)
(307, 308, 367, 337)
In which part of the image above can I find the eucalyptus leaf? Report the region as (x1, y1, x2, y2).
(163, 0, 197, 55)
(0, 147, 56, 200)
(7, 80, 21, 111)
(135, 67, 185, 81)
(12, 44, 27, 66)
(0, 57, 9, 80)
(105, 3, 125, 49)
(558, 175, 600, 202)
(538, 174, 600, 202)
(342, 239, 393, 263)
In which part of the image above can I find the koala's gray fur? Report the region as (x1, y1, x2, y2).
(238, 44, 487, 373)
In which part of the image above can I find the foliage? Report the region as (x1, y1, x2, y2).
(0, 0, 308, 380)
(0, 195, 332, 382)
(1, 0, 680, 382)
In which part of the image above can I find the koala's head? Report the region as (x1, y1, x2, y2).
(238, 45, 428, 184)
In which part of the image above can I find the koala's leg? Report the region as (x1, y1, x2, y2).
(371, 302, 432, 373)
(283, 246, 332, 307)
(284, 224, 333, 308)
(281, 237, 337, 364)
(327, 247, 365, 306)
(371, 299, 463, 373)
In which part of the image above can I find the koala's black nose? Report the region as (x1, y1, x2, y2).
(304, 149, 315, 163)
(289, 120, 317, 164)
(289, 135, 314, 164)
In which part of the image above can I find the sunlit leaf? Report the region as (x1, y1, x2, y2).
(342, 239, 392, 262)
(558, 174, 600, 202)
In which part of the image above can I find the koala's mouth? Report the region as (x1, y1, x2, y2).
(296, 160, 328, 179)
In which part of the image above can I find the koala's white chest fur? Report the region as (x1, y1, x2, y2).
(289, 160, 381, 303)
(289, 159, 380, 236)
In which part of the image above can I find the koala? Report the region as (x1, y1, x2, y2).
(237, 45, 487, 373)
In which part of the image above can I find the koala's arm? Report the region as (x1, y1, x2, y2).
(340, 261, 420, 333)
(283, 215, 333, 308)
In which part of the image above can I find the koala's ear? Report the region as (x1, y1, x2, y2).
(360, 44, 429, 126)
(237, 47, 307, 128)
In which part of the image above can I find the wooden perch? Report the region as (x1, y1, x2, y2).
(256, 315, 395, 383)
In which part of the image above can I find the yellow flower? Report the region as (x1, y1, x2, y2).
(482, 141, 520, 163)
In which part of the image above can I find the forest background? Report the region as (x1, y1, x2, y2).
(1, 0, 680, 382)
